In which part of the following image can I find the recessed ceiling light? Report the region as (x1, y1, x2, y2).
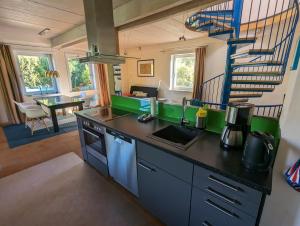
(38, 28, 51, 36)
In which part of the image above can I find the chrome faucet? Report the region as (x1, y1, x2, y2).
(180, 97, 191, 126)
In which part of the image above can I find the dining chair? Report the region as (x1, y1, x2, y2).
(14, 101, 49, 135)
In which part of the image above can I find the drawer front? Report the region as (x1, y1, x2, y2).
(193, 166, 262, 201)
(190, 188, 256, 226)
(87, 153, 108, 177)
(137, 141, 193, 183)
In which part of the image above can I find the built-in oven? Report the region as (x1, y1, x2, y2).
(82, 119, 108, 176)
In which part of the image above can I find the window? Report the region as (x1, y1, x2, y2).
(16, 54, 58, 95)
(67, 55, 95, 92)
(170, 53, 195, 91)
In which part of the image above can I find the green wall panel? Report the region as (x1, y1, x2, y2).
(111, 95, 280, 140)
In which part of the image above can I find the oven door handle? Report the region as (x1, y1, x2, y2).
(83, 129, 100, 138)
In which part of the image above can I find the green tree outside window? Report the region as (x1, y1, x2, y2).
(173, 54, 195, 90)
(67, 58, 95, 92)
(17, 55, 56, 93)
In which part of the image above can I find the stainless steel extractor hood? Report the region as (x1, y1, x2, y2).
(79, 0, 125, 64)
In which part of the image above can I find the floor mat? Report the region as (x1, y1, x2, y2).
(3, 121, 78, 148)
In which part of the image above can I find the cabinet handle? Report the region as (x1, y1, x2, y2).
(202, 221, 212, 226)
(138, 162, 155, 172)
(83, 129, 100, 138)
(208, 175, 242, 192)
(206, 187, 240, 205)
(205, 199, 238, 218)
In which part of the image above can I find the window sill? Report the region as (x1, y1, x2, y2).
(169, 88, 193, 93)
(25, 92, 60, 97)
(70, 89, 96, 93)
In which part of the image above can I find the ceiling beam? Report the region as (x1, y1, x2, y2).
(116, 0, 223, 31)
(51, 24, 86, 48)
(51, 0, 222, 48)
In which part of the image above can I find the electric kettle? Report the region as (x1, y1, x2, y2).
(242, 132, 275, 172)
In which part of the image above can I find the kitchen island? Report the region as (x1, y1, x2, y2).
(75, 107, 276, 226)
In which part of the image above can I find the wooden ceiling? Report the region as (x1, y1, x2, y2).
(0, 0, 206, 49)
(0, 0, 133, 39)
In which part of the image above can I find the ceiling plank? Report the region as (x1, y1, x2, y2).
(51, 0, 222, 48)
(0, 0, 84, 24)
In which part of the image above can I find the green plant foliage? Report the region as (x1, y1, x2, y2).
(17, 55, 53, 90)
(68, 59, 94, 91)
(175, 56, 195, 88)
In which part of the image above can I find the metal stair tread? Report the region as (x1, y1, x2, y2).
(227, 37, 257, 45)
(232, 79, 282, 85)
(199, 20, 232, 29)
(232, 71, 282, 76)
(231, 87, 274, 92)
(209, 27, 234, 37)
(229, 98, 249, 103)
(230, 93, 263, 98)
(197, 14, 233, 21)
(187, 16, 232, 24)
(232, 60, 282, 67)
(231, 49, 275, 59)
(200, 10, 233, 16)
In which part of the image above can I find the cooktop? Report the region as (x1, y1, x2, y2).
(84, 107, 130, 122)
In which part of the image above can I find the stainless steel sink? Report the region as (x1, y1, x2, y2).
(149, 125, 199, 150)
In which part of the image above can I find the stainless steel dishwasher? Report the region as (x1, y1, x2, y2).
(105, 129, 139, 197)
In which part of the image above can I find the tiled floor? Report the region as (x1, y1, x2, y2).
(0, 127, 82, 178)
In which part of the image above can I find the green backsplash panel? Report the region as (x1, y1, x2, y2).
(111, 95, 147, 113)
(111, 95, 280, 140)
(251, 116, 281, 143)
(206, 109, 226, 134)
(158, 103, 198, 125)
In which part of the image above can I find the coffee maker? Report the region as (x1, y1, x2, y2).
(220, 102, 254, 150)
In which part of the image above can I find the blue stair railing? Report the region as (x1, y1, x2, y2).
(186, 0, 299, 118)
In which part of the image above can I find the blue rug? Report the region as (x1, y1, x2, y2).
(3, 121, 78, 148)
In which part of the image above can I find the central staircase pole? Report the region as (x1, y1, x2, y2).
(221, 0, 244, 109)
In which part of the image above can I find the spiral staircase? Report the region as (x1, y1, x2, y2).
(186, 0, 299, 117)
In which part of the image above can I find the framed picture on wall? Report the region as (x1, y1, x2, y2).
(137, 59, 154, 77)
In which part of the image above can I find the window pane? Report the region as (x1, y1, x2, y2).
(174, 55, 195, 90)
(67, 58, 95, 92)
(17, 55, 56, 93)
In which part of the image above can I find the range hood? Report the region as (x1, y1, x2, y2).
(79, 0, 125, 64)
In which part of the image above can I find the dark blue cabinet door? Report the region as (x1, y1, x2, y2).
(137, 159, 191, 226)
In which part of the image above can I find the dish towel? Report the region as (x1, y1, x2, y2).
(285, 159, 300, 191)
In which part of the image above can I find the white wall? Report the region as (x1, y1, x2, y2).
(260, 64, 300, 226)
(121, 37, 227, 103)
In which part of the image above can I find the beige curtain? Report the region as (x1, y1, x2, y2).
(96, 64, 111, 107)
(192, 47, 206, 99)
(0, 44, 23, 124)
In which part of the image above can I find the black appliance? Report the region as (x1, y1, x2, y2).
(221, 102, 254, 150)
(242, 132, 275, 172)
(84, 107, 129, 122)
(82, 119, 108, 176)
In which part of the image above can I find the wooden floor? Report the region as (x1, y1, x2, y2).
(0, 127, 82, 178)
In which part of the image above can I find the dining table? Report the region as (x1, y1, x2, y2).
(35, 95, 85, 132)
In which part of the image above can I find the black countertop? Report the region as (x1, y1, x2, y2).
(76, 111, 273, 194)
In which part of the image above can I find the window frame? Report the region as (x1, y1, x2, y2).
(14, 51, 58, 96)
(170, 52, 195, 92)
(65, 53, 96, 93)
